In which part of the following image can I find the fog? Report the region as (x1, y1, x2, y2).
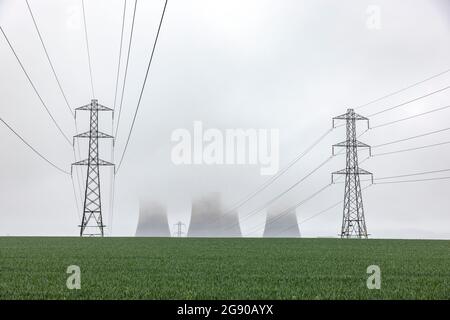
(0, 0, 449, 238)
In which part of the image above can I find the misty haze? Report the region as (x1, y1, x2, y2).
(0, 0, 449, 240)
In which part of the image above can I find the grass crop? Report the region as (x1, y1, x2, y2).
(0, 237, 448, 299)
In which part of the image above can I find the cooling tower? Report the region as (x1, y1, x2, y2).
(219, 210, 242, 237)
(188, 193, 222, 237)
(188, 193, 242, 237)
(263, 207, 300, 238)
(135, 201, 170, 237)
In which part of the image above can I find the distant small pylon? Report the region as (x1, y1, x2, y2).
(173, 221, 186, 237)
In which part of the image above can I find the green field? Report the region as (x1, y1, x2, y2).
(0, 237, 449, 299)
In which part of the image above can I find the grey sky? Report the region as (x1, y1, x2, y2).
(0, 0, 449, 238)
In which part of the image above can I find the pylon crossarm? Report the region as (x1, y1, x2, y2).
(333, 140, 370, 148)
(79, 225, 104, 228)
(332, 113, 349, 127)
(75, 103, 92, 111)
(74, 131, 114, 139)
(97, 103, 113, 112)
(332, 168, 372, 180)
(75, 102, 113, 112)
(333, 109, 370, 129)
(72, 159, 89, 166)
(360, 172, 374, 184)
(331, 169, 346, 183)
(333, 112, 368, 121)
(332, 169, 347, 175)
(355, 141, 370, 148)
(332, 142, 345, 154)
(332, 140, 371, 155)
(72, 159, 114, 166)
(97, 159, 114, 166)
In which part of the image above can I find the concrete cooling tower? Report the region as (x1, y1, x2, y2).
(220, 210, 241, 237)
(263, 207, 300, 238)
(135, 201, 170, 237)
(188, 193, 241, 237)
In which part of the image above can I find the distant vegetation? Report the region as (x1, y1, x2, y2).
(0, 237, 448, 299)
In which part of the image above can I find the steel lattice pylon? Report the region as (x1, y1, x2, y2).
(72, 99, 114, 237)
(332, 109, 373, 239)
(173, 221, 186, 237)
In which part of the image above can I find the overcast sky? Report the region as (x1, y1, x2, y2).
(0, 0, 449, 238)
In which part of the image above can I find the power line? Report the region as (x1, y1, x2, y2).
(108, 0, 127, 235)
(222, 127, 333, 216)
(25, 0, 85, 215)
(108, 164, 116, 236)
(116, 0, 169, 173)
(375, 176, 450, 185)
(367, 85, 450, 117)
(0, 116, 70, 175)
(275, 168, 450, 235)
(222, 107, 367, 222)
(345, 169, 450, 185)
(26, 0, 74, 117)
(218, 125, 367, 232)
(373, 126, 450, 149)
(273, 199, 340, 236)
(372, 140, 450, 157)
(245, 183, 332, 236)
(246, 158, 372, 238)
(355, 67, 450, 110)
(81, 0, 95, 98)
(336, 165, 450, 184)
(70, 175, 82, 221)
(114, 0, 137, 138)
(225, 155, 335, 231)
(71, 143, 84, 210)
(210, 126, 355, 233)
(113, 0, 127, 111)
(219, 102, 369, 227)
(375, 168, 450, 181)
(299, 199, 342, 225)
(73, 122, 84, 211)
(271, 184, 373, 237)
(370, 104, 450, 129)
(108, 116, 115, 236)
(0, 25, 72, 145)
(221, 131, 367, 232)
(220, 136, 359, 232)
(256, 157, 371, 237)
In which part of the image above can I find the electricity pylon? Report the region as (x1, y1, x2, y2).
(72, 99, 114, 237)
(332, 108, 373, 239)
(173, 221, 186, 237)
